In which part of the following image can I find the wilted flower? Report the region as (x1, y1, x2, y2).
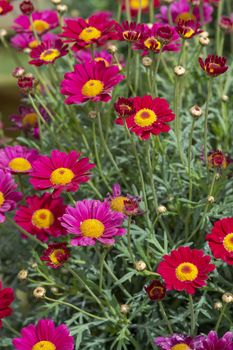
(19, 0, 34, 16)
(144, 280, 166, 300)
(33, 287, 46, 299)
(207, 150, 231, 170)
(124, 195, 144, 216)
(17, 73, 38, 93)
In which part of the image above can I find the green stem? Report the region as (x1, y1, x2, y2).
(137, 0, 142, 23)
(99, 248, 109, 292)
(158, 301, 173, 334)
(149, 0, 154, 23)
(127, 216, 135, 263)
(117, 0, 123, 22)
(125, 0, 131, 22)
(189, 294, 196, 336)
(103, 261, 132, 299)
(153, 47, 163, 97)
(215, 303, 227, 332)
(174, 77, 185, 165)
(216, 0, 224, 54)
(2, 319, 20, 336)
(204, 79, 213, 166)
(188, 119, 196, 201)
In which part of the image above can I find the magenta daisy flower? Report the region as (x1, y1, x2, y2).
(13, 10, 59, 35)
(154, 334, 205, 350)
(40, 242, 70, 268)
(0, 280, 14, 328)
(30, 150, 95, 196)
(60, 13, 118, 52)
(15, 193, 67, 242)
(29, 39, 69, 66)
(13, 319, 74, 350)
(61, 61, 125, 104)
(0, 145, 39, 174)
(11, 32, 58, 51)
(198, 331, 233, 350)
(116, 21, 146, 42)
(61, 199, 126, 246)
(0, 170, 22, 223)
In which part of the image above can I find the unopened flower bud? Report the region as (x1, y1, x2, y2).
(158, 205, 167, 214)
(0, 29, 7, 37)
(142, 56, 153, 67)
(120, 304, 130, 314)
(221, 95, 229, 102)
(57, 4, 67, 13)
(12, 66, 25, 78)
(17, 269, 28, 280)
(31, 262, 38, 269)
(190, 105, 203, 118)
(51, 0, 61, 3)
(199, 31, 209, 38)
(215, 173, 221, 180)
(88, 111, 97, 119)
(162, 0, 175, 3)
(33, 287, 46, 299)
(174, 65, 186, 76)
(135, 260, 147, 272)
(19, 0, 34, 15)
(51, 287, 59, 294)
(214, 301, 223, 310)
(107, 45, 118, 54)
(199, 36, 210, 46)
(222, 292, 233, 304)
(207, 195, 215, 204)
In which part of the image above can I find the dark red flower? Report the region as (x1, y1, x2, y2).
(29, 39, 69, 66)
(176, 19, 202, 39)
(156, 24, 179, 44)
(144, 280, 166, 301)
(17, 74, 37, 93)
(19, 0, 34, 16)
(116, 21, 146, 42)
(199, 54, 228, 77)
(114, 97, 135, 119)
(40, 242, 70, 268)
(0, 281, 14, 328)
(219, 16, 233, 33)
(207, 150, 231, 169)
(0, 1, 13, 16)
(124, 195, 144, 216)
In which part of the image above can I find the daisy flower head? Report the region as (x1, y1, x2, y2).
(121, 0, 159, 17)
(61, 61, 125, 105)
(40, 242, 70, 268)
(11, 32, 58, 51)
(176, 19, 202, 39)
(144, 280, 166, 301)
(0, 170, 22, 223)
(157, 246, 215, 294)
(114, 97, 135, 121)
(61, 199, 126, 246)
(15, 193, 67, 242)
(197, 331, 233, 350)
(207, 150, 231, 170)
(13, 319, 74, 350)
(29, 39, 69, 66)
(154, 334, 204, 350)
(199, 55, 228, 77)
(156, 0, 213, 25)
(0, 0, 13, 16)
(60, 13, 118, 52)
(116, 21, 146, 43)
(0, 145, 39, 174)
(13, 10, 59, 35)
(117, 95, 175, 140)
(0, 281, 14, 328)
(206, 218, 233, 265)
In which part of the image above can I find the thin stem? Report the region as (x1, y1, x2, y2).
(137, 0, 142, 23)
(149, 0, 154, 23)
(216, 0, 224, 54)
(125, 0, 131, 22)
(103, 261, 132, 299)
(215, 303, 227, 332)
(204, 79, 213, 166)
(189, 294, 196, 336)
(188, 119, 196, 201)
(127, 216, 135, 263)
(99, 248, 109, 292)
(153, 47, 163, 97)
(174, 76, 185, 165)
(158, 301, 173, 334)
(2, 319, 20, 336)
(117, 0, 123, 22)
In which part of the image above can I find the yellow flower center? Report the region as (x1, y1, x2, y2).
(94, 57, 110, 67)
(80, 219, 105, 238)
(8, 157, 32, 172)
(134, 108, 157, 127)
(79, 26, 101, 42)
(40, 49, 60, 62)
(176, 262, 198, 281)
(110, 196, 127, 213)
(30, 20, 50, 34)
(175, 12, 196, 23)
(223, 233, 233, 252)
(183, 28, 195, 38)
(32, 340, 56, 350)
(81, 79, 104, 98)
(144, 37, 161, 50)
(32, 209, 55, 229)
(22, 112, 37, 127)
(49, 249, 65, 265)
(29, 39, 39, 49)
(0, 7, 3, 14)
(171, 344, 191, 350)
(50, 167, 75, 186)
(130, 0, 149, 10)
(0, 192, 5, 208)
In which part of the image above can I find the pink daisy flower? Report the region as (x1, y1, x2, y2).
(11, 32, 58, 51)
(30, 150, 95, 196)
(61, 61, 125, 104)
(0, 280, 14, 328)
(29, 39, 69, 66)
(14, 193, 67, 242)
(61, 199, 126, 246)
(115, 21, 146, 43)
(13, 10, 59, 35)
(0, 0, 13, 16)
(13, 319, 74, 350)
(0, 145, 39, 174)
(60, 13, 118, 52)
(0, 170, 22, 223)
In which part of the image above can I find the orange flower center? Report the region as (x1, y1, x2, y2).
(49, 249, 65, 265)
(40, 49, 60, 62)
(79, 26, 101, 42)
(208, 63, 220, 74)
(175, 262, 198, 281)
(171, 344, 191, 350)
(223, 233, 233, 252)
(30, 20, 50, 34)
(32, 340, 56, 350)
(0, 192, 5, 208)
(110, 196, 127, 213)
(22, 112, 37, 127)
(8, 157, 32, 172)
(134, 108, 157, 127)
(144, 37, 161, 50)
(0, 7, 3, 14)
(175, 12, 196, 23)
(32, 209, 55, 229)
(50, 167, 75, 186)
(130, 0, 149, 10)
(80, 219, 105, 238)
(81, 79, 104, 97)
